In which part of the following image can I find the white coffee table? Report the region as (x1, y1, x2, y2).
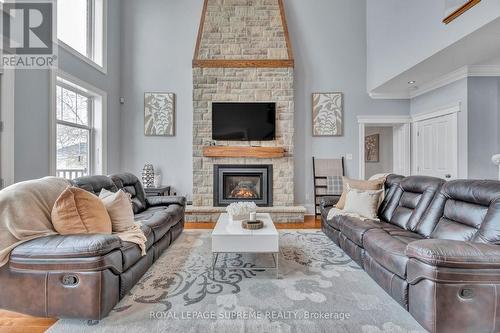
(211, 213, 279, 278)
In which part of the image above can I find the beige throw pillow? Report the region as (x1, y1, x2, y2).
(343, 186, 384, 220)
(99, 189, 135, 232)
(52, 187, 112, 235)
(336, 177, 385, 209)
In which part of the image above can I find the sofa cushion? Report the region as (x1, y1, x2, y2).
(118, 224, 154, 271)
(52, 187, 112, 235)
(111, 173, 148, 214)
(134, 205, 182, 242)
(424, 180, 500, 242)
(99, 189, 136, 232)
(325, 214, 343, 230)
(364, 228, 423, 278)
(72, 175, 118, 196)
(336, 177, 385, 209)
(343, 187, 384, 220)
(378, 176, 444, 236)
(338, 216, 383, 247)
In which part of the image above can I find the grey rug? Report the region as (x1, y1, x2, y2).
(48, 230, 426, 333)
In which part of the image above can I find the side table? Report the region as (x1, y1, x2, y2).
(144, 185, 171, 197)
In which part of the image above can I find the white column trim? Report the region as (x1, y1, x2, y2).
(358, 116, 412, 180)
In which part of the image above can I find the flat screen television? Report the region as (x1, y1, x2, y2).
(212, 102, 276, 141)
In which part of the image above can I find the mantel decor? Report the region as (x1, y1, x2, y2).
(443, 0, 481, 24)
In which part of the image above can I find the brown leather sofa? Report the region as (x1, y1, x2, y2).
(0, 173, 185, 320)
(321, 174, 500, 333)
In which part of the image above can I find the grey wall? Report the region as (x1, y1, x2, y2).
(410, 78, 469, 178)
(365, 127, 393, 179)
(366, 0, 500, 91)
(285, 0, 409, 211)
(119, 0, 201, 199)
(14, 0, 122, 182)
(118, 0, 409, 211)
(467, 77, 500, 179)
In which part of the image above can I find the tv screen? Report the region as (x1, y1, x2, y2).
(212, 102, 276, 141)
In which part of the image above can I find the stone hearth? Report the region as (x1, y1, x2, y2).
(189, 0, 305, 223)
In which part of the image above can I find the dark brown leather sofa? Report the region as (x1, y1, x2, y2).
(0, 173, 185, 320)
(321, 174, 500, 333)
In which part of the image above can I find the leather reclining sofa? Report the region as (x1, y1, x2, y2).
(0, 173, 186, 320)
(321, 174, 500, 333)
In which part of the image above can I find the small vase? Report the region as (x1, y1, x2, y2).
(142, 163, 154, 188)
(154, 174, 162, 187)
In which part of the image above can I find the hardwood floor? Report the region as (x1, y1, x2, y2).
(0, 215, 321, 332)
(0, 311, 56, 333)
(185, 214, 321, 229)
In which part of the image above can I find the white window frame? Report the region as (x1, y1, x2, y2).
(55, 82, 94, 178)
(50, 69, 107, 178)
(57, 0, 108, 73)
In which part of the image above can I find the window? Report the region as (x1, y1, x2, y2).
(57, 0, 105, 67)
(53, 73, 106, 180)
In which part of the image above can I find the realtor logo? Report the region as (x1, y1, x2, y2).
(1, 0, 57, 68)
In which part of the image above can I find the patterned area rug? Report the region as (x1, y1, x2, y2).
(48, 230, 426, 333)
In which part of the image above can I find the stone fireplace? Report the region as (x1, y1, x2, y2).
(187, 0, 305, 222)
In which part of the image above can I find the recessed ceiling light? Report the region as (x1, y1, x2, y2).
(408, 80, 416, 85)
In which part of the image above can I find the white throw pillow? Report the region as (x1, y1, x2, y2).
(343, 186, 384, 220)
(99, 189, 136, 232)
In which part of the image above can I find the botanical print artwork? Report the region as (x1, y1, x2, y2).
(365, 134, 380, 163)
(144, 93, 175, 136)
(312, 92, 343, 136)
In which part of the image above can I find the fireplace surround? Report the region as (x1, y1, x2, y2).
(187, 0, 305, 223)
(214, 165, 273, 207)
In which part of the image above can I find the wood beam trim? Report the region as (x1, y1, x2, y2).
(192, 59, 294, 68)
(193, 0, 209, 61)
(443, 0, 481, 24)
(278, 0, 294, 61)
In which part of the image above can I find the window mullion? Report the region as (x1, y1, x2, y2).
(87, 0, 95, 60)
(56, 119, 91, 131)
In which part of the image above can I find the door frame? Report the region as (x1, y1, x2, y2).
(357, 115, 411, 180)
(410, 103, 460, 178)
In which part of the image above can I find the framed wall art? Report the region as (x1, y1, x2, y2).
(144, 92, 175, 136)
(312, 92, 343, 137)
(365, 134, 380, 163)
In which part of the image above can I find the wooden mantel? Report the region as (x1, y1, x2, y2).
(203, 146, 286, 158)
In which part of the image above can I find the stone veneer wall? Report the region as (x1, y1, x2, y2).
(198, 0, 288, 60)
(192, 67, 294, 206)
(192, 0, 295, 208)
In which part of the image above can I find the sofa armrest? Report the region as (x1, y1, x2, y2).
(320, 195, 340, 209)
(146, 196, 186, 208)
(9, 234, 123, 273)
(11, 234, 122, 259)
(406, 239, 500, 269)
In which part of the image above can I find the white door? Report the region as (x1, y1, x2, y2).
(414, 113, 458, 180)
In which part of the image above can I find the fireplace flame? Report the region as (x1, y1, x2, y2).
(230, 188, 258, 199)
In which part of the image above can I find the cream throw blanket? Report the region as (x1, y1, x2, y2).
(0, 177, 148, 268)
(327, 207, 380, 222)
(0, 177, 69, 267)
